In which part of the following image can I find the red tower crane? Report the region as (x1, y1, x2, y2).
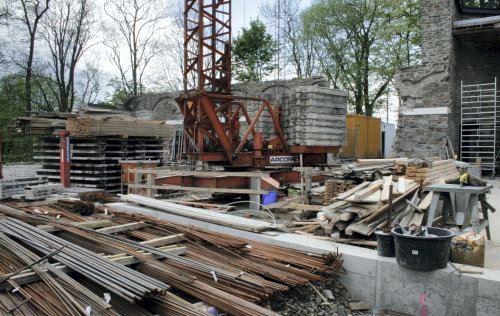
(176, 0, 339, 168)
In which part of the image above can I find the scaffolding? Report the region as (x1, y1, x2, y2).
(460, 78, 498, 173)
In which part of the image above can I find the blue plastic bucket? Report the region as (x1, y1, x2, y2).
(261, 191, 277, 205)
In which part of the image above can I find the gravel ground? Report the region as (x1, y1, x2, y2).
(266, 276, 373, 316)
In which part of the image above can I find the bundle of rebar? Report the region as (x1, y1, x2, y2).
(0, 217, 169, 303)
(0, 233, 119, 316)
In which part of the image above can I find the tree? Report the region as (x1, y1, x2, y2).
(260, 0, 317, 79)
(0, 74, 35, 162)
(42, 0, 95, 112)
(233, 20, 277, 82)
(302, 0, 420, 116)
(103, 0, 169, 98)
(15, 0, 51, 113)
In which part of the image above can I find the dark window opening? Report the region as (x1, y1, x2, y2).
(456, 0, 500, 14)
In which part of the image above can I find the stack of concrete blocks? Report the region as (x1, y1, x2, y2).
(287, 86, 347, 146)
(0, 177, 47, 199)
(128, 77, 348, 148)
(231, 78, 348, 147)
(24, 183, 65, 200)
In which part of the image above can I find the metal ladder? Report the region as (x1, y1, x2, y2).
(460, 78, 498, 173)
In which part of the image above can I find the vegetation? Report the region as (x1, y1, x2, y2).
(233, 20, 277, 82)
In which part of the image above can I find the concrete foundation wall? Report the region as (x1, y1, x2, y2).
(109, 202, 500, 316)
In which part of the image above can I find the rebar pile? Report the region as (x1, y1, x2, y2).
(0, 201, 345, 316)
(0, 217, 169, 303)
(0, 234, 118, 316)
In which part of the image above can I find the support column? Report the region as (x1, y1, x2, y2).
(59, 130, 71, 188)
(250, 177, 261, 211)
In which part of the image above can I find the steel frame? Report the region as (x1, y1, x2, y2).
(179, 0, 337, 168)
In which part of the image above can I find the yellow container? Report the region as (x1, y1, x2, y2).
(341, 114, 381, 158)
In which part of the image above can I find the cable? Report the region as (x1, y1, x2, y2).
(224, 201, 276, 224)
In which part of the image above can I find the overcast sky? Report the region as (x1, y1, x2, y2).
(232, 0, 313, 34)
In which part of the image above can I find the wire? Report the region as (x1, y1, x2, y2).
(224, 201, 276, 224)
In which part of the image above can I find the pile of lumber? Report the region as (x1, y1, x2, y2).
(328, 158, 409, 182)
(405, 159, 459, 183)
(10, 117, 67, 135)
(294, 176, 434, 239)
(323, 179, 358, 205)
(66, 117, 175, 138)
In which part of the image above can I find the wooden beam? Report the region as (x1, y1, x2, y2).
(96, 221, 146, 234)
(139, 234, 185, 247)
(0, 245, 186, 290)
(37, 220, 114, 233)
(127, 169, 269, 178)
(127, 184, 267, 195)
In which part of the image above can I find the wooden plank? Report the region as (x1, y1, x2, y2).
(96, 221, 146, 234)
(335, 182, 371, 200)
(0, 245, 186, 290)
(127, 184, 267, 195)
(361, 184, 419, 223)
(128, 169, 269, 178)
(380, 176, 393, 202)
(37, 220, 114, 233)
(352, 180, 383, 201)
(288, 203, 325, 211)
(121, 194, 278, 232)
(139, 234, 185, 247)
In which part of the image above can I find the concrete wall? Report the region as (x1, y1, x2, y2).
(109, 202, 500, 316)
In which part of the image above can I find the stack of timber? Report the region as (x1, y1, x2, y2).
(10, 116, 68, 135)
(35, 136, 166, 193)
(323, 179, 358, 205)
(66, 117, 175, 138)
(405, 159, 459, 183)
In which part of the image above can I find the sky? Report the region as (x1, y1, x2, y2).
(232, 0, 313, 34)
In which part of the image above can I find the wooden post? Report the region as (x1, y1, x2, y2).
(387, 184, 393, 227)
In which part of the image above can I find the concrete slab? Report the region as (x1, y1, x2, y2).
(484, 179, 500, 270)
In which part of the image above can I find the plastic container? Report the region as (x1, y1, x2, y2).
(261, 191, 277, 205)
(391, 227, 454, 271)
(375, 230, 395, 257)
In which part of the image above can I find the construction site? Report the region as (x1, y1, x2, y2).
(0, 0, 499, 315)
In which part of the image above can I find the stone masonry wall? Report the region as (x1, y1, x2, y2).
(394, 0, 500, 159)
(393, 0, 455, 158)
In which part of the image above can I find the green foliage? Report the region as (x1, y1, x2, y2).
(302, 0, 421, 116)
(233, 20, 277, 82)
(0, 74, 34, 162)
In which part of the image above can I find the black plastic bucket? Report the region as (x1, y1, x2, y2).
(375, 230, 395, 257)
(391, 227, 455, 271)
